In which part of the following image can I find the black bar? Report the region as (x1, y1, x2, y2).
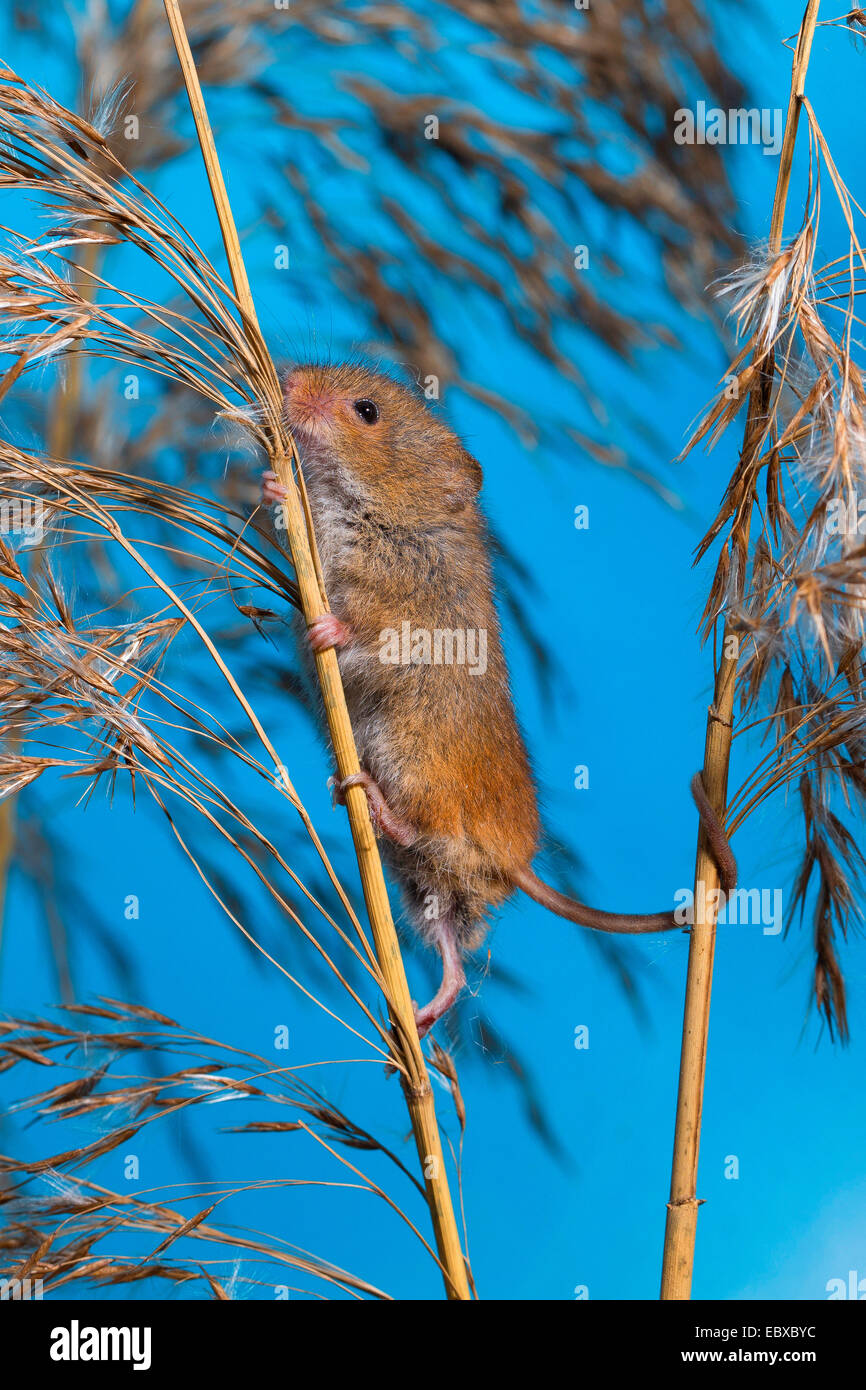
(1, 1298, 861, 1375)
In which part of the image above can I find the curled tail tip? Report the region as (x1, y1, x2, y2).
(690, 769, 738, 891)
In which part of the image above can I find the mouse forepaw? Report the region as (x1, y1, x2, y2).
(261, 470, 287, 505)
(307, 612, 352, 652)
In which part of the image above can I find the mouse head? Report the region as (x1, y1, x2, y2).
(283, 364, 483, 519)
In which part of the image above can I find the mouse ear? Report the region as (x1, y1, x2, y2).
(443, 448, 483, 510)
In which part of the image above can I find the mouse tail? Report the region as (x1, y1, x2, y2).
(512, 865, 677, 935)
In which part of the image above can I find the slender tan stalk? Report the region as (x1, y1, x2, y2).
(161, 0, 470, 1300)
(660, 0, 821, 1301)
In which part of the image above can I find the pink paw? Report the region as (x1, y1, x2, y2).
(307, 613, 352, 652)
(261, 470, 287, 505)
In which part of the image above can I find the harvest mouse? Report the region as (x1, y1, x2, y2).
(262, 364, 735, 1036)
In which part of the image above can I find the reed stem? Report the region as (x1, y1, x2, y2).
(162, 0, 470, 1300)
(660, 0, 821, 1300)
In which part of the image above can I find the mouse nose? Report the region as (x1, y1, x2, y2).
(282, 367, 303, 402)
(283, 367, 335, 434)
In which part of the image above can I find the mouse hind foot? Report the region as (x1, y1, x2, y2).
(332, 769, 418, 848)
(414, 912, 465, 1038)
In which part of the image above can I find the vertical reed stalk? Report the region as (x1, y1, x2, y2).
(162, 0, 470, 1300)
(660, 0, 822, 1300)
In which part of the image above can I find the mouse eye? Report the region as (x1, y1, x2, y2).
(353, 398, 379, 425)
